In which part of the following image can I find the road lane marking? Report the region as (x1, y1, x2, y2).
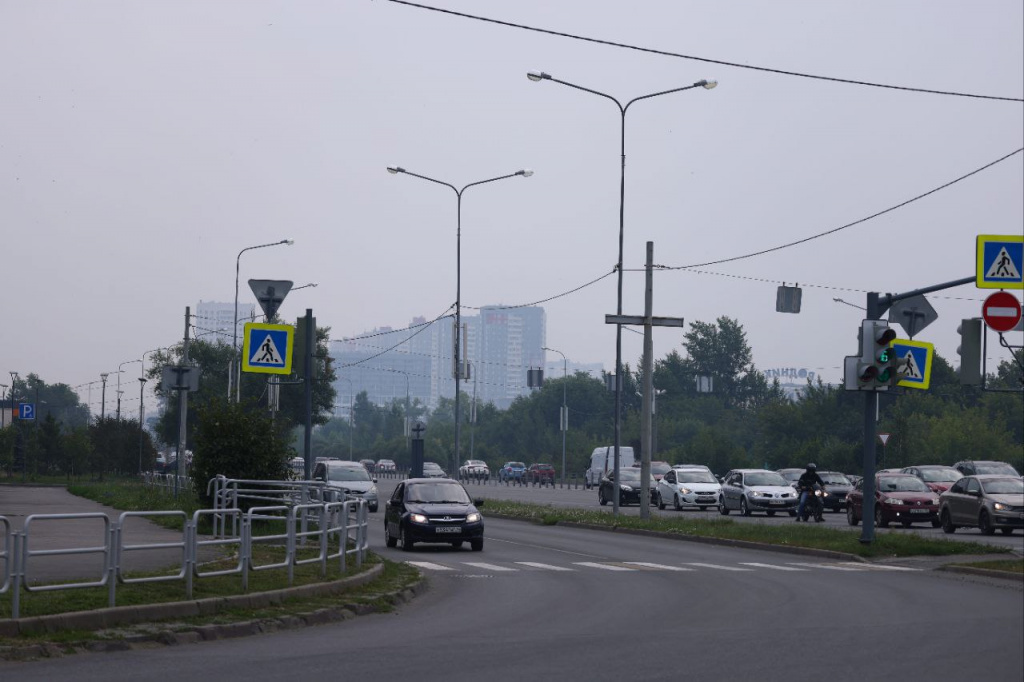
(683, 563, 754, 572)
(462, 562, 518, 572)
(739, 563, 807, 571)
(574, 562, 638, 571)
(787, 562, 865, 571)
(623, 562, 695, 571)
(837, 562, 921, 571)
(515, 562, 576, 572)
(405, 561, 455, 571)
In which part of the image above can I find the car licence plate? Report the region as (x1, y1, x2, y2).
(435, 526, 460, 533)
(910, 509, 929, 514)
(770, 500, 786, 505)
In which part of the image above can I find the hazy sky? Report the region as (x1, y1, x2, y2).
(2, 1, 1022, 415)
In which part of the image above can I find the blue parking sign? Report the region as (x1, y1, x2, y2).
(19, 403, 35, 420)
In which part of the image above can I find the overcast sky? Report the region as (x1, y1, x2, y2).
(2, 1, 1022, 414)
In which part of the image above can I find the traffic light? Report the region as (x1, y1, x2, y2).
(886, 344, 910, 387)
(956, 318, 982, 386)
(857, 320, 897, 389)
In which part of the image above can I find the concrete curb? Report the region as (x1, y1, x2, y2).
(937, 565, 1024, 582)
(0, 569, 429, 661)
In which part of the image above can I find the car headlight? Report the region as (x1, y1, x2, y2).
(993, 502, 1010, 511)
(369, 485, 378, 495)
(752, 491, 769, 498)
(466, 513, 481, 523)
(883, 498, 903, 505)
(679, 487, 692, 495)
(410, 513, 428, 523)
(620, 485, 633, 491)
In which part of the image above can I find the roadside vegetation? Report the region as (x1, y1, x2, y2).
(482, 500, 1013, 559)
(956, 558, 1024, 574)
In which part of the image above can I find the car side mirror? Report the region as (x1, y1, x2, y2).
(372, 478, 378, 483)
(474, 498, 485, 507)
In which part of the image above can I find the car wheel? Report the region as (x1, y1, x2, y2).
(847, 505, 859, 526)
(767, 510, 776, 517)
(930, 518, 941, 528)
(875, 506, 889, 528)
(979, 510, 995, 536)
(400, 524, 415, 551)
(674, 494, 683, 512)
(657, 492, 666, 510)
(740, 498, 751, 516)
(718, 498, 730, 515)
(941, 510, 956, 534)
(788, 510, 797, 517)
(699, 506, 707, 511)
(452, 541, 464, 549)
(901, 520, 912, 528)
(370, 504, 378, 513)
(599, 488, 608, 506)
(385, 522, 398, 547)
(470, 538, 484, 552)
(1000, 528, 1014, 535)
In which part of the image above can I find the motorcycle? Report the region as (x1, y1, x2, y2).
(798, 484, 828, 523)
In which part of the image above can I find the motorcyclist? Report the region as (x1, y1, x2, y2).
(795, 463, 825, 522)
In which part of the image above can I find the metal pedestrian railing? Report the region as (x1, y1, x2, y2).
(0, 497, 368, 621)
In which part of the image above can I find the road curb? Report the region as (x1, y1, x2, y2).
(937, 565, 1024, 582)
(0, 568, 429, 661)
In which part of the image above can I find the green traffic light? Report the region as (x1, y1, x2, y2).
(878, 369, 892, 382)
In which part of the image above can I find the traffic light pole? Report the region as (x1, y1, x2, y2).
(859, 275, 973, 544)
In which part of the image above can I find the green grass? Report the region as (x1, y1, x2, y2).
(956, 559, 1024, 574)
(483, 500, 1012, 559)
(68, 480, 204, 531)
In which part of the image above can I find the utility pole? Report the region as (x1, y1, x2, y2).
(175, 306, 191, 500)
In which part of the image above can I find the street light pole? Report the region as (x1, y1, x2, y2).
(100, 373, 109, 421)
(527, 71, 716, 515)
(232, 239, 294, 401)
(0, 383, 7, 429)
(116, 359, 141, 420)
(543, 347, 568, 486)
(138, 377, 147, 475)
(387, 165, 533, 475)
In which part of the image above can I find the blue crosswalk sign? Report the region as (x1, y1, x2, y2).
(977, 235, 1023, 289)
(242, 323, 294, 375)
(19, 403, 35, 420)
(890, 340, 933, 390)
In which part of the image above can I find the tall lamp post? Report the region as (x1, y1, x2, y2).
(138, 377, 148, 474)
(387, 165, 533, 475)
(232, 239, 294, 400)
(543, 347, 568, 486)
(0, 383, 7, 429)
(116, 359, 141, 420)
(527, 71, 716, 515)
(99, 373, 109, 420)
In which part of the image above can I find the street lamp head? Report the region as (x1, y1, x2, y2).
(100, 373, 109, 380)
(517, 169, 534, 178)
(139, 377, 147, 385)
(282, 239, 294, 245)
(527, 71, 551, 82)
(387, 166, 406, 175)
(699, 79, 718, 90)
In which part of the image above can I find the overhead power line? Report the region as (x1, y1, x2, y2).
(387, 1, 1024, 102)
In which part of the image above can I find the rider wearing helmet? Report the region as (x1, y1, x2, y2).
(795, 463, 825, 522)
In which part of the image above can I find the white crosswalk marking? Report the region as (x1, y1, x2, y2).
(623, 562, 695, 572)
(787, 562, 865, 571)
(739, 563, 807, 571)
(683, 563, 754, 572)
(836, 562, 921, 571)
(405, 561, 455, 571)
(574, 562, 638, 571)
(462, 562, 518, 572)
(515, 562, 576, 572)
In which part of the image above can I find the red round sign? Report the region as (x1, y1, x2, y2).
(982, 291, 1022, 333)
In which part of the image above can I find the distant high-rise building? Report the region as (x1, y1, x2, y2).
(195, 300, 256, 346)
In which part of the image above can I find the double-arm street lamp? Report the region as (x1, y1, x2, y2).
(543, 346, 569, 486)
(116, 359, 142, 420)
(387, 165, 533, 474)
(527, 71, 716, 514)
(232, 239, 294, 400)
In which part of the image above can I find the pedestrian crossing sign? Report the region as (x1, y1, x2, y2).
(889, 339, 933, 390)
(976, 235, 1023, 289)
(242, 323, 294, 375)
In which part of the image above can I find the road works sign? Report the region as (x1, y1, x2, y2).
(242, 323, 294, 375)
(976, 235, 1023, 289)
(889, 339, 933, 390)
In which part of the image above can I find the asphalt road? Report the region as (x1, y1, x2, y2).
(5, 510, 1021, 682)
(451, 476, 1024, 552)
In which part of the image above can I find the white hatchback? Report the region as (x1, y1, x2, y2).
(657, 468, 722, 511)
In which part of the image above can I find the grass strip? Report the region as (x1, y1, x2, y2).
(955, 559, 1024, 574)
(483, 500, 1011, 559)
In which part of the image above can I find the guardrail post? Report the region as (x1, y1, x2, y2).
(356, 502, 365, 568)
(185, 520, 195, 600)
(241, 516, 251, 592)
(287, 512, 295, 586)
(319, 505, 328, 578)
(340, 504, 348, 573)
(11, 532, 22, 620)
(108, 524, 119, 608)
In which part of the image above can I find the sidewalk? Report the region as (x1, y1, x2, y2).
(0, 485, 214, 584)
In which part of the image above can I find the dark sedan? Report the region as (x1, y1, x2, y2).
(384, 478, 484, 551)
(599, 468, 657, 507)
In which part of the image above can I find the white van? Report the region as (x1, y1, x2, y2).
(585, 446, 635, 489)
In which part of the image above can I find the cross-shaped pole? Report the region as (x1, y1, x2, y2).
(606, 241, 684, 519)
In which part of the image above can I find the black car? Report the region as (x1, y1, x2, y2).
(384, 478, 485, 552)
(598, 468, 657, 507)
(817, 471, 854, 511)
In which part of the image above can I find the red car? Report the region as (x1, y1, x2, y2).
(846, 473, 941, 528)
(525, 463, 556, 484)
(901, 465, 963, 494)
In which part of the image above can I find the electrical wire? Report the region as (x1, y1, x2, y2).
(463, 268, 616, 310)
(339, 305, 455, 369)
(387, 1, 1024, 102)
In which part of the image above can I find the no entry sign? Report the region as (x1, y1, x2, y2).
(982, 291, 1022, 333)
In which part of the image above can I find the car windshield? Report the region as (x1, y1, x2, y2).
(617, 469, 647, 482)
(919, 468, 962, 483)
(974, 463, 1019, 476)
(820, 473, 850, 485)
(981, 478, 1024, 494)
(535, 464, 553, 470)
(678, 471, 718, 484)
(651, 463, 672, 475)
(467, 460, 485, 466)
(780, 471, 801, 481)
(424, 463, 442, 470)
(328, 466, 370, 482)
(878, 476, 929, 492)
(508, 462, 525, 469)
(745, 472, 787, 487)
(405, 482, 471, 504)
